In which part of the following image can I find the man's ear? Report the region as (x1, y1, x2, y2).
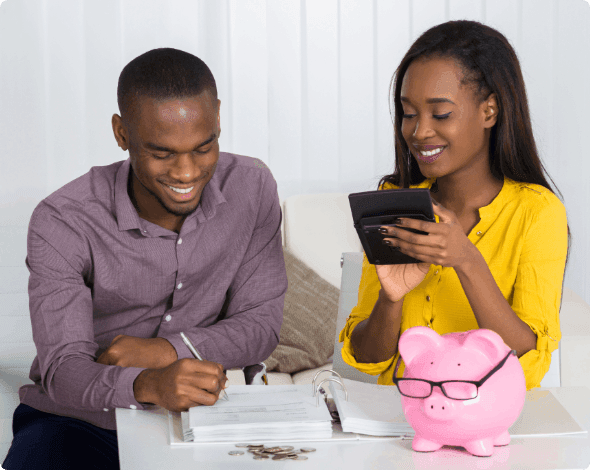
(482, 93, 499, 128)
(112, 114, 129, 151)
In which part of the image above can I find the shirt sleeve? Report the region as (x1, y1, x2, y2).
(162, 169, 288, 370)
(338, 253, 397, 376)
(513, 194, 568, 389)
(26, 203, 148, 411)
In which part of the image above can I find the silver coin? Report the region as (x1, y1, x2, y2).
(235, 443, 250, 448)
(253, 454, 270, 460)
(228, 450, 245, 456)
(293, 455, 309, 461)
(300, 447, 316, 453)
(248, 444, 264, 448)
(264, 446, 282, 453)
(280, 446, 295, 451)
(272, 455, 288, 461)
(287, 454, 299, 459)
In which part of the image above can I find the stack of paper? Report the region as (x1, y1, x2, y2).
(329, 379, 415, 436)
(181, 384, 333, 443)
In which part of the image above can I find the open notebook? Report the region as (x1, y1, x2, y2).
(329, 378, 587, 438)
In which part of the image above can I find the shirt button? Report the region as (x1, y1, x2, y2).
(434, 270, 439, 275)
(177, 282, 183, 289)
(177, 238, 182, 245)
(476, 231, 482, 236)
(103, 408, 109, 412)
(426, 296, 431, 301)
(165, 314, 172, 322)
(130, 405, 137, 410)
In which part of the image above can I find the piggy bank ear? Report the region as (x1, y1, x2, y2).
(398, 326, 444, 366)
(462, 329, 510, 363)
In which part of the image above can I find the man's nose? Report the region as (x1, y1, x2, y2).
(170, 154, 200, 182)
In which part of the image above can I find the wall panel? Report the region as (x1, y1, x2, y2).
(228, 0, 268, 163)
(339, 0, 375, 193)
(303, 0, 339, 194)
(267, 0, 303, 195)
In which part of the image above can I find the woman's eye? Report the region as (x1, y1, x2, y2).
(433, 112, 452, 120)
(402, 112, 452, 120)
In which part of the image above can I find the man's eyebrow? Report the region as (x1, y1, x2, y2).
(400, 96, 455, 105)
(144, 133, 218, 153)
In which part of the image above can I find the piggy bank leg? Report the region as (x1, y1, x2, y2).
(412, 435, 443, 453)
(493, 430, 511, 446)
(464, 438, 494, 457)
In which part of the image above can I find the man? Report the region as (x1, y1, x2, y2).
(2, 48, 287, 470)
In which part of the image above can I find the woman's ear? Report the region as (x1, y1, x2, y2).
(482, 93, 499, 128)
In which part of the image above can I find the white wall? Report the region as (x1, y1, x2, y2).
(1, 0, 589, 303)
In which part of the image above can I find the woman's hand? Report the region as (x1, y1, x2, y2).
(375, 262, 430, 303)
(379, 201, 479, 274)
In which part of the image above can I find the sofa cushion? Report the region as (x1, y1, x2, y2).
(264, 249, 339, 374)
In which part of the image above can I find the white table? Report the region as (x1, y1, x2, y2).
(116, 386, 590, 470)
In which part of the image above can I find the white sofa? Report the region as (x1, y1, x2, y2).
(2, 193, 590, 462)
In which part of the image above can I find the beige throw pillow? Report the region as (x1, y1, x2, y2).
(264, 248, 340, 373)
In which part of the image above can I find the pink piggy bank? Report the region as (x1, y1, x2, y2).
(395, 326, 526, 457)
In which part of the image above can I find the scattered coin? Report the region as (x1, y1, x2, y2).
(253, 454, 270, 460)
(272, 455, 288, 461)
(280, 446, 295, 451)
(300, 447, 316, 453)
(235, 443, 250, 448)
(248, 444, 264, 448)
(293, 455, 309, 461)
(287, 454, 299, 459)
(228, 450, 245, 456)
(264, 446, 282, 453)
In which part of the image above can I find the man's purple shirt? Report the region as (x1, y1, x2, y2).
(19, 153, 287, 430)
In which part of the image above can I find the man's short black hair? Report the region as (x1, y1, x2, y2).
(117, 48, 217, 118)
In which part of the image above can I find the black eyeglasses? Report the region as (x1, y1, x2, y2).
(392, 349, 516, 400)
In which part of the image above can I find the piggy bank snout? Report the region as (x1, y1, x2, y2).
(422, 390, 457, 421)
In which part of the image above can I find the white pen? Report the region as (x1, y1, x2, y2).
(180, 332, 229, 401)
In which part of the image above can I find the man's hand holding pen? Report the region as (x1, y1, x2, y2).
(97, 334, 229, 412)
(132, 359, 228, 412)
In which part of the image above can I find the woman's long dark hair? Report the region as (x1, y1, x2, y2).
(379, 20, 571, 282)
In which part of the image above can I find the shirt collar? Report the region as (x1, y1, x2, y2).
(114, 158, 227, 234)
(114, 159, 142, 232)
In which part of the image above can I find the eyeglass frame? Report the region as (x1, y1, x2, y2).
(391, 349, 517, 401)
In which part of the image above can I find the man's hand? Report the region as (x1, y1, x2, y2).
(96, 335, 178, 369)
(133, 358, 228, 412)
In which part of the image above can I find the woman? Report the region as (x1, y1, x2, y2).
(339, 20, 570, 390)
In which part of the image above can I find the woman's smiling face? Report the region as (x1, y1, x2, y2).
(400, 56, 498, 180)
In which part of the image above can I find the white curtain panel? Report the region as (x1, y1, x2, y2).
(0, 0, 589, 302)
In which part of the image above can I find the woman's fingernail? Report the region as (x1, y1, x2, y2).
(383, 240, 392, 246)
(379, 228, 388, 234)
(393, 218, 402, 225)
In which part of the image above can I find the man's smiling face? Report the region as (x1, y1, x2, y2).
(114, 91, 220, 226)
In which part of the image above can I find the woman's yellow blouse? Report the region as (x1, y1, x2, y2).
(339, 176, 568, 390)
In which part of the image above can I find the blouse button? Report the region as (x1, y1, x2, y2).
(130, 405, 137, 410)
(434, 270, 439, 275)
(426, 296, 431, 301)
(103, 408, 109, 412)
(177, 282, 183, 290)
(177, 238, 183, 245)
(476, 231, 482, 236)
(165, 314, 172, 322)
